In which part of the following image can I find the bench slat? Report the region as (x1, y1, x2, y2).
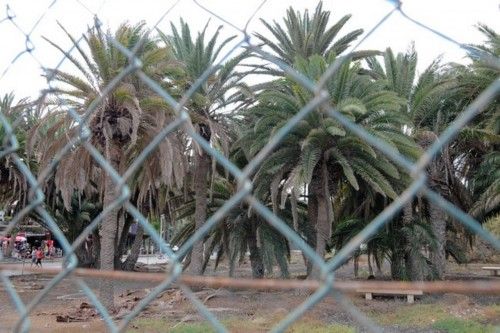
(357, 289, 423, 295)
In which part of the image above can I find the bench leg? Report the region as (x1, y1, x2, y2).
(365, 293, 372, 300)
(407, 294, 414, 303)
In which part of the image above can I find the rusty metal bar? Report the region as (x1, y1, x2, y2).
(1, 265, 499, 294)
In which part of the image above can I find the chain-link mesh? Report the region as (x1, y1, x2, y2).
(0, 0, 499, 332)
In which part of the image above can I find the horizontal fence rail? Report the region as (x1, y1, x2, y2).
(1, 264, 500, 294)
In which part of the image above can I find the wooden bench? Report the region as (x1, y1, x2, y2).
(482, 266, 500, 276)
(357, 289, 423, 303)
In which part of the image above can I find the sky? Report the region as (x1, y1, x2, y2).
(0, 0, 498, 99)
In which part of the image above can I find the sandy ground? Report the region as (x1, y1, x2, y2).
(0, 254, 499, 332)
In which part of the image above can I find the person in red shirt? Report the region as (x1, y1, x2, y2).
(35, 247, 44, 267)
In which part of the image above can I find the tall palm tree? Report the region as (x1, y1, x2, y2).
(364, 46, 456, 280)
(241, 4, 384, 278)
(158, 19, 249, 275)
(449, 25, 500, 260)
(36, 22, 185, 311)
(237, 53, 415, 278)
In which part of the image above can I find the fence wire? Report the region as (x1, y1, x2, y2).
(0, 0, 499, 332)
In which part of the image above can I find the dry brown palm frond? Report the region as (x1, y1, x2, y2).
(136, 171, 152, 207)
(4, 158, 28, 206)
(27, 109, 67, 154)
(123, 97, 143, 152)
(280, 166, 301, 210)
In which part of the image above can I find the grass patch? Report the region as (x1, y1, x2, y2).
(481, 304, 500, 323)
(129, 318, 216, 333)
(372, 303, 448, 328)
(433, 318, 498, 333)
(290, 322, 355, 333)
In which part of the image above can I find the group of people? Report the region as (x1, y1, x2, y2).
(29, 239, 56, 267)
(30, 246, 45, 267)
(0, 238, 29, 258)
(0, 237, 57, 267)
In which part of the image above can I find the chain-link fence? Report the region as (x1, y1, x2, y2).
(0, 0, 499, 332)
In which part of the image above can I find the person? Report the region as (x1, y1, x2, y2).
(30, 247, 37, 267)
(43, 241, 48, 257)
(47, 239, 54, 258)
(35, 247, 44, 267)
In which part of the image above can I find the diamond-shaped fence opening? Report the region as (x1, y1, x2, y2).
(1, 0, 499, 332)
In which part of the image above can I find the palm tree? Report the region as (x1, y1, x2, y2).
(452, 24, 499, 216)
(449, 25, 500, 261)
(170, 177, 268, 277)
(170, 163, 305, 278)
(0, 93, 36, 214)
(237, 53, 415, 278)
(35, 22, 185, 311)
(45, 191, 101, 267)
(0, 93, 37, 258)
(240, 4, 386, 277)
(158, 19, 249, 275)
(365, 45, 456, 280)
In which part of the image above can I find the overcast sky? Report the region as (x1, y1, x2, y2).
(0, 0, 498, 99)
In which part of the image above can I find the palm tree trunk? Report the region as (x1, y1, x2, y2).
(246, 222, 264, 278)
(75, 243, 97, 268)
(121, 224, 144, 271)
(305, 181, 318, 277)
(114, 213, 131, 268)
(403, 202, 424, 281)
(367, 253, 374, 276)
(353, 253, 359, 278)
(91, 230, 100, 268)
(391, 251, 406, 280)
(187, 149, 210, 275)
(310, 160, 331, 279)
(389, 219, 405, 279)
(390, 210, 410, 280)
(99, 151, 121, 312)
(5, 238, 14, 258)
(429, 203, 446, 279)
(405, 252, 424, 281)
(429, 154, 447, 280)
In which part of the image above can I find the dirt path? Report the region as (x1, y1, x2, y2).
(1, 256, 498, 332)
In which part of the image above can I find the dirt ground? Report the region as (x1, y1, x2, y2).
(0, 254, 499, 332)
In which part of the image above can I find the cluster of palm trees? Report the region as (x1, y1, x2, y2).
(0, 3, 498, 311)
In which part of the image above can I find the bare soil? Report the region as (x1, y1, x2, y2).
(0, 255, 498, 332)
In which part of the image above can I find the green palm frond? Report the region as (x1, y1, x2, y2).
(254, 1, 363, 72)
